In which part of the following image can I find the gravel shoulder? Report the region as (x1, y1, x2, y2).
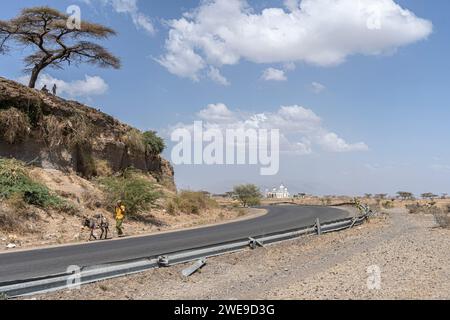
(33, 208, 450, 300)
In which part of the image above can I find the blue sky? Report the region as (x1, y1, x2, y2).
(1, 0, 449, 196)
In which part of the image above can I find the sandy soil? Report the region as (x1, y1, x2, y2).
(32, 208, 450, 300)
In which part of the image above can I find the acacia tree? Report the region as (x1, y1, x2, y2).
(0, 7, 120, 88)
(421, 193, 438, 201)
(233, 184, 262, 207)
(397, 191, 414, 201)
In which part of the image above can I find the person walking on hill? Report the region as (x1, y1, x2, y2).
(115, 200, 126, 237)
(52, 83, 57, 96)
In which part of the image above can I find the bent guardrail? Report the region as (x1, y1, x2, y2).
(0, 206, 374, 298)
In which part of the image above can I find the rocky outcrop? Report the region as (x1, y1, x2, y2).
(0, 77, 175, 190)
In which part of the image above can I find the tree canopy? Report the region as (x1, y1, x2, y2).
(397, 191, 414, 200)
(233, 184, 262, 207)
(0, 6, 120, 88)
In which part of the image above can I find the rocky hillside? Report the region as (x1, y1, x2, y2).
(0, 77, 174, 189)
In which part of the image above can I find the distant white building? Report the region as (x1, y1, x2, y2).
(266, 184, 291, 199)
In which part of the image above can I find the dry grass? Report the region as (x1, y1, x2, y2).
(406, 202, 442, 215)
(166, 191, 218, 215)
(0, 108, 30, 144)
(41, 115, 64, 148)
(41, 114, 92, 149)
(94, 159, 113, 177)
(434, 212, 450, 229)
(122, 129, 146, 153)
(0, 194, 39, 234)
(433, 205, 450, 229)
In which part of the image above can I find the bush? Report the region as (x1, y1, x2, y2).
(406, 203, 422, 214)
(98, 168, 161, 217)
(166, 191, 218, 215)
(382, 201, 394, 209)
(434, 211, 450, 229)
(143, 131, 166, 155)
(406, 202, 442, 216)
(0, 158, 64, 209)
(121, 130, 165, 156)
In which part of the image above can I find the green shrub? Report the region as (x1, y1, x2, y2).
(0, 158, 65, 209)
(143, 131, 166, 155)
(98, 168, 161, 217)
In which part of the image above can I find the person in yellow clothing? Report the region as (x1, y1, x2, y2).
(115, 200, 126, 237)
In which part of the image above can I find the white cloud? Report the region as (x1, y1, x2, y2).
(261, 68, 287, 82)
(284, 0, 301, 12)
(318, 132, 368, 153)
(170, 103, 368, 154)
(84, 0, 155, 35)
(158, 0, 432, 81)
(198, 103, 235, 122)
(283, 62, 296, 71)
(19, 74, 109, 98)
(207, 67, 230, 86)
(311, 81, 326, 94)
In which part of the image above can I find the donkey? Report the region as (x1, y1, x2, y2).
(82, 214, 109, 241)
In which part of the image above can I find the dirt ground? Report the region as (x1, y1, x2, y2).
(32, 208, 450, 300)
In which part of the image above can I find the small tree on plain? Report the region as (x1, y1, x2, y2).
(0, 6, 120, 88)
(422, 193, 438, 201)
(233, 184, 262, 207)
(397, 191, 414, 201)
(375, 194, 388, 200)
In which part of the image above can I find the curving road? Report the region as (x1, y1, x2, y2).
(0, 205, 348, 283)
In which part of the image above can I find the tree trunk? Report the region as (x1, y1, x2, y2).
(28, 66, 42, 89)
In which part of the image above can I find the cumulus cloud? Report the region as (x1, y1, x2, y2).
(84, 0, 155, 35)
(198, 103, 235, 122)
(261, 68, 287, 82)
(207, 67, 230, 86)
(170, 103, 368, 154)
(157, 0, 432, 82)
(19, 74, 109, 98)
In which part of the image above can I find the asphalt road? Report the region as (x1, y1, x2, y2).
(0, 205, 348, 283)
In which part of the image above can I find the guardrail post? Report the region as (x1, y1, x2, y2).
(248, 237, 265, 249)
(316, 218, 322, 235)
(157, 256, 169, 267)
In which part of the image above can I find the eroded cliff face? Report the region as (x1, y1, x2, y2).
(0, 77, 175, 190)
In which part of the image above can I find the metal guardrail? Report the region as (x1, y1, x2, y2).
(0, 206, 374, 298)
